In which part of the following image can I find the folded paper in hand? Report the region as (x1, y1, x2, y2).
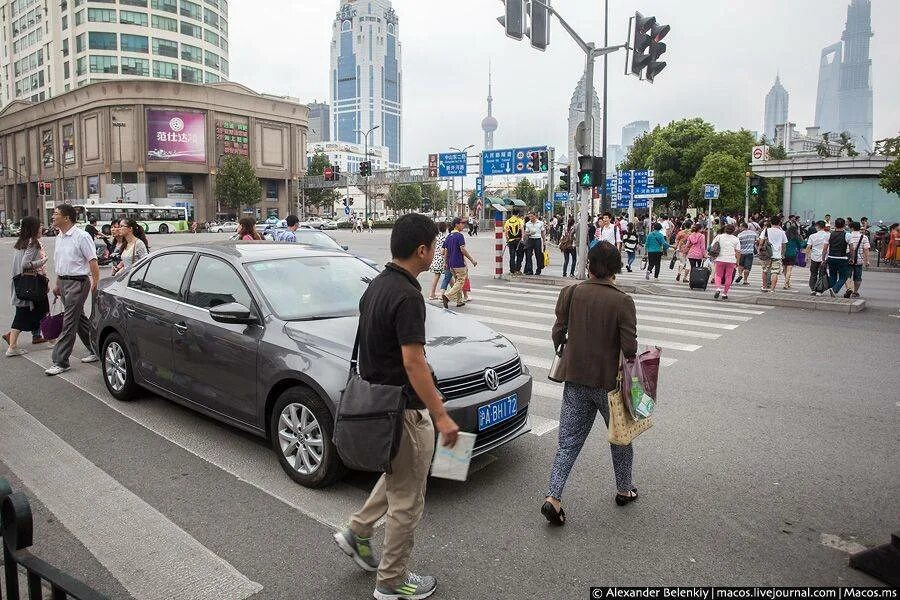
(430, 432, 477, 481)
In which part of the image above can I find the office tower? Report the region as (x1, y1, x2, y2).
(763, 75, 789, 142)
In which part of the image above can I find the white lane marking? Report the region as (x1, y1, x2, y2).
(532, 380, 562, 399)
(473, 314, 723, 340)
(464, 300, 739, 331)
(472, 293, 752, 323)
(529, 415, 560, 437)
(499, 331, 701, 353)
(21, 353, 363, 530)
(520, 353, 676, 370)
(0, 391, 263, 600)
(819, 533, 867, 555)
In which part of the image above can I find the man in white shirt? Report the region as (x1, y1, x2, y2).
(805, 220, 830, 295)
(523, 212, 545, 275)
(660, 215, 672, 240)
(757, 215, 788, 292)
(47, 204, 101, 376)
(845, 220, 871, 298)
(594, 212, 622, 250)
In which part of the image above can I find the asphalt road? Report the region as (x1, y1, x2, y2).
(1, 229, 897, 599)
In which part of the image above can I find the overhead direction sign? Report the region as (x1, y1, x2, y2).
(553, 191, 569, 203)
(438, 152, 468, 177)
(633, 186, 668, 199)
(482, 146, 549, 176)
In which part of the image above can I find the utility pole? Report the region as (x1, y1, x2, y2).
(112, 119, 126, 202)
(356, 125, 379, 224)
(601, 0, 609, 215)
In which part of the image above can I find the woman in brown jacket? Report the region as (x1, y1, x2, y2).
(542, 241, 639, 526)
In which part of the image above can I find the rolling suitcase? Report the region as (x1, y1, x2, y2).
(689, 266, 711, 290)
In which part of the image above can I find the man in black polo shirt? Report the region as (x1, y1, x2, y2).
(334, 213, 459, 600)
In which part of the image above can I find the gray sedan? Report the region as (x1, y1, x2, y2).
(91, 242, 532, 488)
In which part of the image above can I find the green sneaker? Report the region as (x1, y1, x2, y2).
(333, 526, 378, 572)
(373, 572, 437, 600)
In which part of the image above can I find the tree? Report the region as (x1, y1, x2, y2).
(815, 134, 832, 158)
(304, 150, 340, 214)
(874, 136, 900, 156)
(386, 183, 422, 213)
(837, 132, 859, 157)
(691, 152, 746, 213)
(215, 155, 263, 211)
(513, 177, 545, 211)
(421, 182, 445, 213)
(768, 144, 788, 160)
(880, 156, 900, 197)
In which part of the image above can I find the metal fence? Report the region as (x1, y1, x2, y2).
(1, 478, 107, 600)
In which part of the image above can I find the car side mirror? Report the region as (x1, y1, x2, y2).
(341, 245, 349, 251)
(209, 302, 257, 325)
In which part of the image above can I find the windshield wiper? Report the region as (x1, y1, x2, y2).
(290, 314, 349, 322)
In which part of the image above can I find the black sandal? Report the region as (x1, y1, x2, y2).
(615, 488, 639, 506)
(541, 501, 566, 526)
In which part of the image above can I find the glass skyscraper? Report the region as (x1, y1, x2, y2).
(330, 0, 402, 167)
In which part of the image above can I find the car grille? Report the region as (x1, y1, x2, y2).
(474, 408, 529, 452)
(437, 357, 522, 401)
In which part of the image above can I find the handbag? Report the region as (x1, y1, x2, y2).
(796, 251, 807, 268)
(13, 271, 49, 302)
(607, 375, 653, 446)
(331, 329, 408, 474)
(621, 347, 661, 420)
(758, 229, 773, 261)
(668, 255, 677, 269)
(814, 263, 830, 294)
(40, 298, 64, 341)
(548, 284, 578, 383)
(542, 248, 551, 267)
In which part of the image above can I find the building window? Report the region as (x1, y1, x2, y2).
(220, 57, 228, 77)
(180, 21, 201, 39)
(203, 70, 219, 83)
(76, 57, 87, 76)
(341, 20, 351, 32)
(76, 33, 86, 53)
(150, 0, 176, 13)
(151, 14, 176, 31)
(203, 28, 218, 46)
(181, 43, 201, 63)
(87, 7, 116, 22)
(120, 33, 148, 53)
(218, 36, 227, 52)
(88, 31, 117, 50)
(62, 15, 69, 30)
(152, 37, 178, 58)
(121, 56, 149, 76)
(180, 0, 201, 21)
(74, 9, 84, 25)
(89, 55, 118, 74)
(180, 65, 201, 83)
(120, 0, 147, 6)
(204, 0, 218, 8)
(218, 15, 227, 35)
(120, 10, 148, 26)
(266, 180, 277, 200)
(64, 61, 70, 78)
(203, 7, 218, 27)
(203, 49, 219, 69)
(152, 60, 178, 80)
(62, 39, 69, 57)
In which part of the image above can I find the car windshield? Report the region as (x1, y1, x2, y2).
(294, 230, 343, 250)
(245, 255, 376, 320)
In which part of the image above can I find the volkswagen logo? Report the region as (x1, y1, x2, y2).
(483, 368, 499, 391)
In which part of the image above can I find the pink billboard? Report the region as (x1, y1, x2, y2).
(147, 110, 207, 163)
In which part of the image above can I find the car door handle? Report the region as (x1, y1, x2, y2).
(173, 322, 188, 333)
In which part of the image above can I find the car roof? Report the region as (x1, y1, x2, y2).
(158, 241, 350, 263)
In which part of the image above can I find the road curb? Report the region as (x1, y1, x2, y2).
(501, 274, 867, 313)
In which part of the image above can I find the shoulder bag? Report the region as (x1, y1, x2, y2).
(758, 229, 773, 261)
(548, 284, 578, 383)
(332, 329, 408, 474)
(13, 270, 49, 302)
(848, 233, 865, 266)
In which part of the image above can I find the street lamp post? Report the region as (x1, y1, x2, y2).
(112, 119, 126, 202)
(355, 125, 379, 224)
(450, 144, 474, 217)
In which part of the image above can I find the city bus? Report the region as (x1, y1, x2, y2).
(71, 203, 189, 235)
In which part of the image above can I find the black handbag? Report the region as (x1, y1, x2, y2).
(332, 329, 408, 474)
(13, 271, 48, 302)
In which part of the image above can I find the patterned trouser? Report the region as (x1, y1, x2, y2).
(546, 382, 634, 500)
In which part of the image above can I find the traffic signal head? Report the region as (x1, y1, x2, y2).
(501, 0, 525, 41)
(749, 176, 763, 196)
(359, 161, 369, 176)
(559, 166, 570, 190)
(530, 152, 541, 172)
(539, 151, 549, 172)
(529, 0, 549, 51)
(631, 12, 669, 82)
(578, 155, 595, 188)
(645, 23, 670, 82)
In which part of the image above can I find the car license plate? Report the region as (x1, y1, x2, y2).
(478, 394, 518, 431)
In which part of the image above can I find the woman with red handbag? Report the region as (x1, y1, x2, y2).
(4, 217, 51, 356)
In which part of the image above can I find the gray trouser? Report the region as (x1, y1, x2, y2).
(51, 278, 92, 368)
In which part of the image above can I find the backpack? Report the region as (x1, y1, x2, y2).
(505, 219, 521, 242)
(758, 229, 773, 261)
(707, 239, 721, 259)
(559, 228, 574, 251)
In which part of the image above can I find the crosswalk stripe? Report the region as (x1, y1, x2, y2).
(475, 287, 767, 315)
(528, 414, 560, 436)
(473, 314, 722, 340)
(469, 293, 752, 323)
(459, 300, 739, 331)
(533, 380, 562, 399)
(498, 331, 701, 353)
(0, 390, 263, 600)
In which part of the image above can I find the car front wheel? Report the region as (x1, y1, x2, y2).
(270, 387, 345, 488)
(101, 333, 138, 401)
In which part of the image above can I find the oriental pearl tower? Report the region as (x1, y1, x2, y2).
(481, 63, 498, 150)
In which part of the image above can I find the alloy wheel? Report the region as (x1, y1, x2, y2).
(277, 403, 324, 475)
(104, 342, 128, 392)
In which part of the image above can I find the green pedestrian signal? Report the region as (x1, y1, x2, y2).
(749, 175, 763, 196)
(580, 172, 593, 187)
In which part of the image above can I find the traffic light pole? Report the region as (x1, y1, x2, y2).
(744, 172, 750, 223)
(574, 48, 595, 281)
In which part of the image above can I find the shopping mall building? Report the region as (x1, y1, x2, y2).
(0, 79, 309, 225)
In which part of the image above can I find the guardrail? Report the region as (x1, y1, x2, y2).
(1, 478, 107, 600)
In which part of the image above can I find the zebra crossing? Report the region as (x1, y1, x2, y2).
(430, 280, 773, 438)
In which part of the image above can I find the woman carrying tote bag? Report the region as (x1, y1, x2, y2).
(4, 216, 50, 356)
(541, 241, 639, 526)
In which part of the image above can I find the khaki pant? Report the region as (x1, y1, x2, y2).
(350, 409, 435, 588)
(444, 267, 468, 304)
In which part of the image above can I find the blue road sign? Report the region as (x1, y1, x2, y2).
(633, 200, 649, 209)
(633, 186, 669, 199)
(475, 176, 484, 198)
(344, 206, 351, 215)
(704, 184, 720, 200)
(481, 146, 548, 176)
(544, 201, 553, 212)
(553, 191, 568, 203)
(438, 152, 468, 177)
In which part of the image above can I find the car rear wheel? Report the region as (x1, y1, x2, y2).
(158, 223, 169, 234)
(270, 387, 345, 488)
(101, 333, 138, 401)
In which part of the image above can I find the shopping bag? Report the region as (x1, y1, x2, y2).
(796, 251, 807, 268)
(621, 347, 661, 420)
(543, 249, 551, 267)
(814, 264, 829, 294)
(40, 297, 64, 341)
(607, 384, 653, 446)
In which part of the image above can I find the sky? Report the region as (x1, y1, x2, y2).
(230, 0, 900, 167)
